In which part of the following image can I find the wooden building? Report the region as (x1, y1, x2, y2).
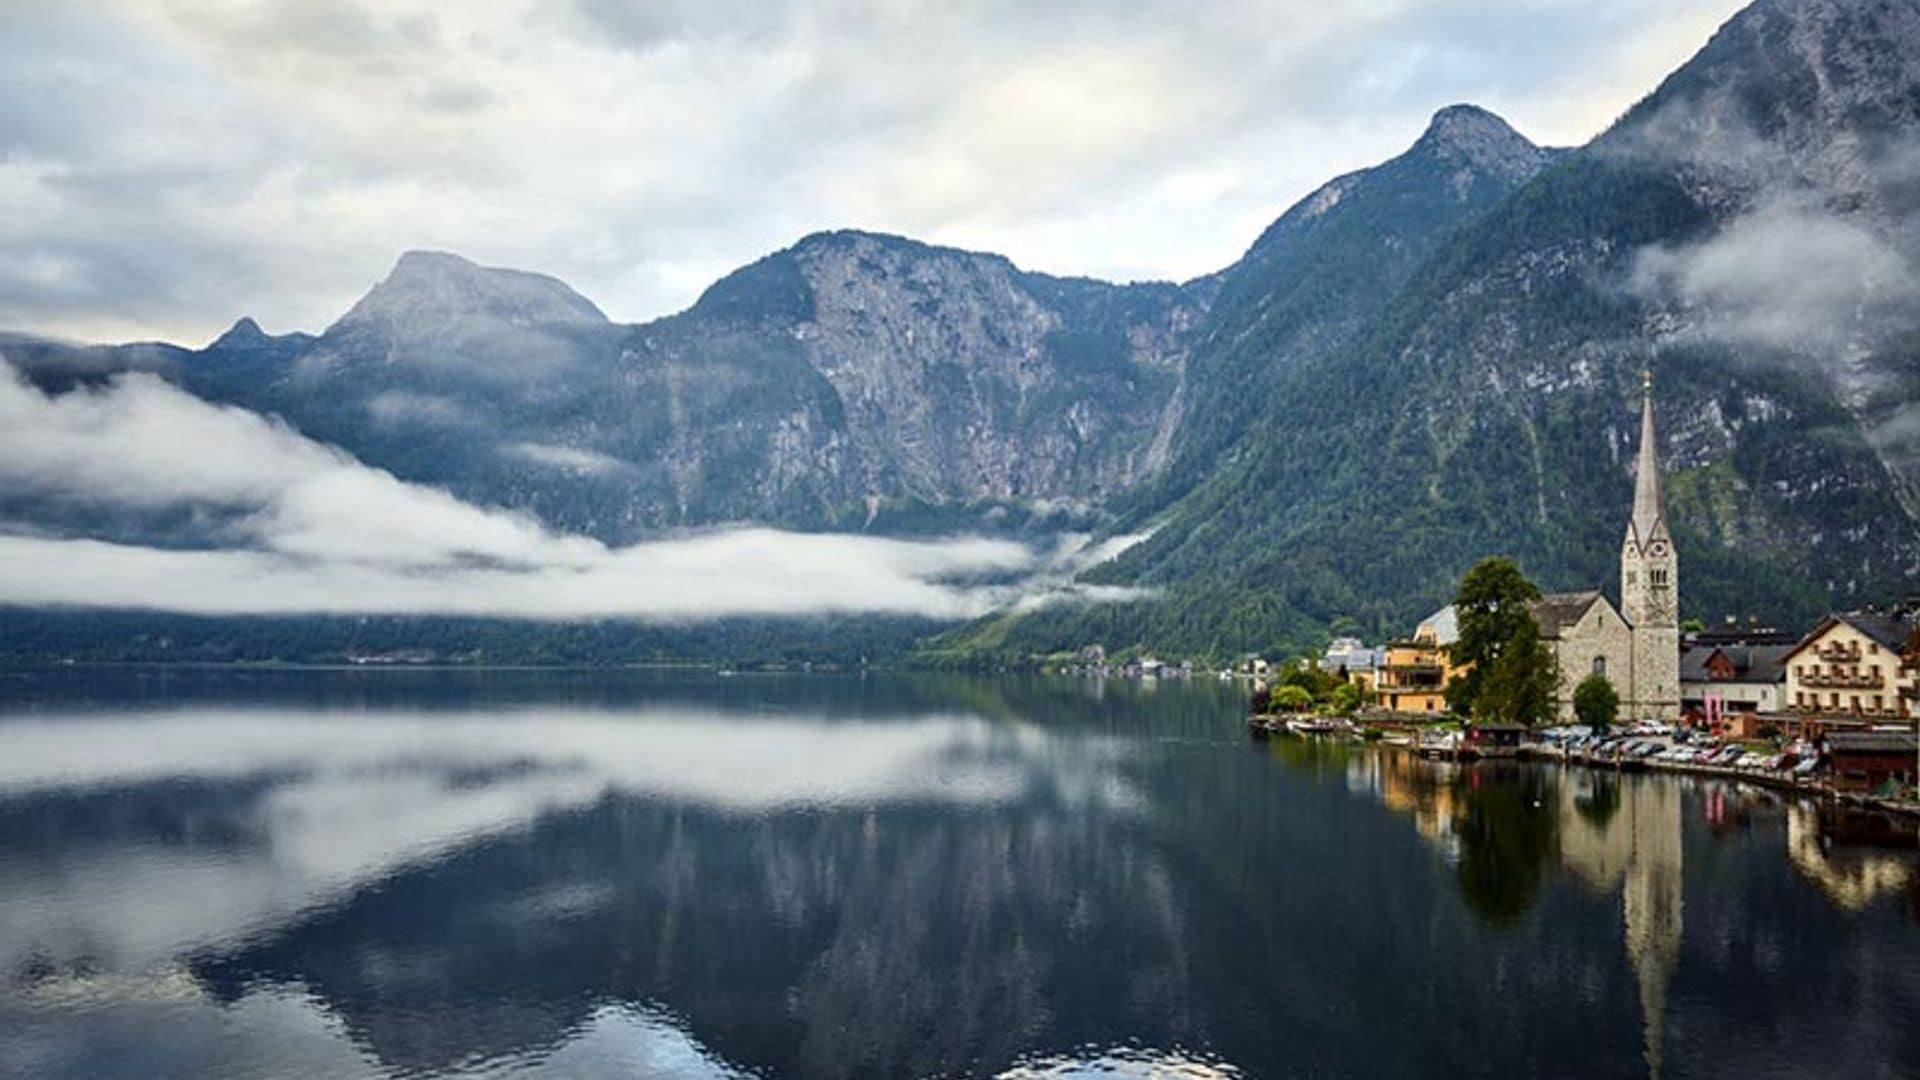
(1823, 731, 1920, 794)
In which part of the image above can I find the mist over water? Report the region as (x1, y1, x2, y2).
(1, 669, 1916, 1078)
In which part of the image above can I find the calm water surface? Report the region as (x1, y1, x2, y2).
(1, 668, 1917, 1079)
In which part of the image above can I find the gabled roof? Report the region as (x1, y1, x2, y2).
(1417, 604, 1459, 646)
(1679, 643, 1793, 685)
(1529, 591, 1604, 639)
(1783, 611, 1920, 664)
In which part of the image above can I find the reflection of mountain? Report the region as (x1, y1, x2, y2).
(10, 678, 1920, 1079)
(184, 789, 1199, 1078)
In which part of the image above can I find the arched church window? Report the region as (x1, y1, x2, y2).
(1592, 656, 1607, 677)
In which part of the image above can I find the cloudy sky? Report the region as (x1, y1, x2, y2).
(4, 0, 1748, 346)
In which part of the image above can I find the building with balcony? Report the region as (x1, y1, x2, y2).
(1375, 605, 1463, 714)
(1782, 612, 1918, 721)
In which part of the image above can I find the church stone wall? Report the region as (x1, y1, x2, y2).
(1631, 625, 1681, 722)
(1550, 601, 1636, 723)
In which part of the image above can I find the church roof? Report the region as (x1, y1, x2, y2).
(1627, 373, 1667, 546)
(1529, 591, 1605, 639)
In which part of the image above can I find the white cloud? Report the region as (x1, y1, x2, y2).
(0, 0, 1746, 344)
(0, 361, 1145, 618)
(502, 440, 632, 475)
(1630, 192, 1920, 356)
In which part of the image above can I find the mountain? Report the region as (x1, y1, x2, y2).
(5, 0, 1919, 665)
(986, 0, 1920, 659)
(4, 239, 1204, 544)
(1147, 103, 1561, 499)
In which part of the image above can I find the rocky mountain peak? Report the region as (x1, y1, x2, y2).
(1411, 104, 1551, 184)
(207, 316, 270, 351)
(328, 250, 608, 338)
(1603, 0, 1920, 194)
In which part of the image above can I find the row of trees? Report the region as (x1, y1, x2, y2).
(1250, 659, 1367, 715)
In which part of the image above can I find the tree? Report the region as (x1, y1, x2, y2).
(1573, 673, 1619, 734)
(1451, 557, 1543, 718)
(1680, 618, 1706, 633)
(1478, 616, 1559, 727)
(1277, 658, 1339, 702)
(1327, 681, 1365, 715)
(1271, 685, 1315, 713)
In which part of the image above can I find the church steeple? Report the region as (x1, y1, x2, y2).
(1628, 369, 1666, 549)
(1621, 367, 1680, 721)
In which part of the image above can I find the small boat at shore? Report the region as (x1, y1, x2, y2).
(1284, 716, 1348, 736)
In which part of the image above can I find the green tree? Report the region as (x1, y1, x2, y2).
(1479, 617, 1558, 726)
(1449, 557, 1557, 726)
(1573, 673, 1619, 734)
(1680, 618, 1705, 633)
(1327, 681, 1365, 715)
(1277, 658, 1340, 702)
(1271, 685, 1315, 712)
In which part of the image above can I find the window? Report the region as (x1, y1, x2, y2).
(1873, 695, 1884, 712)
(1651, 568, 1668, 586)
(1592, 656, 1607, 677)
(1626, 572, 1636, 586)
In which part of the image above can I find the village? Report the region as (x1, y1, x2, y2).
(1076, 375, 1920, 817)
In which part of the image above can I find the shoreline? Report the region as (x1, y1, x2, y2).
(1250, 715, 1920, 823)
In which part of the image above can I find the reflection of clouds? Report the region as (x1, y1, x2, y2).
(996, 1046, 1245, 1078)
(0, 984, 746, 1080)
(0, 707, 1139, 975)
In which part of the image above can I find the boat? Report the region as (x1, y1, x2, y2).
(1284, 716, 1346, 736)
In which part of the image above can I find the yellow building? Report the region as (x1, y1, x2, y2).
(1375, 605, 1466, 715)
(1782, 611, 1918, 721)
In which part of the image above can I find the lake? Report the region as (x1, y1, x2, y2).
(1, 668, 1916, 1078)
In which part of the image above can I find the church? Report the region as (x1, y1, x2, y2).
(1530, 374, 1681, 723)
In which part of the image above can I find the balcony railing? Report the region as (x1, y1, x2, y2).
(1817, 643, 1863, 663)
(1800, 671, 1885, 690)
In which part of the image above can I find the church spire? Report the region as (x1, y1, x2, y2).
(1629, 369, 1664, 546)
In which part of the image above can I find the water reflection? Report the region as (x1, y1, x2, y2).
(2, 671, 1918, 1078)
(1337, 745, 1919, 1075)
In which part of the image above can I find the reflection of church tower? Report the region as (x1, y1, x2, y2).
(1622, 783, 1683, 1077)
(1621, 372, 1681, 721)
(1558, 778, 1683, 1075)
